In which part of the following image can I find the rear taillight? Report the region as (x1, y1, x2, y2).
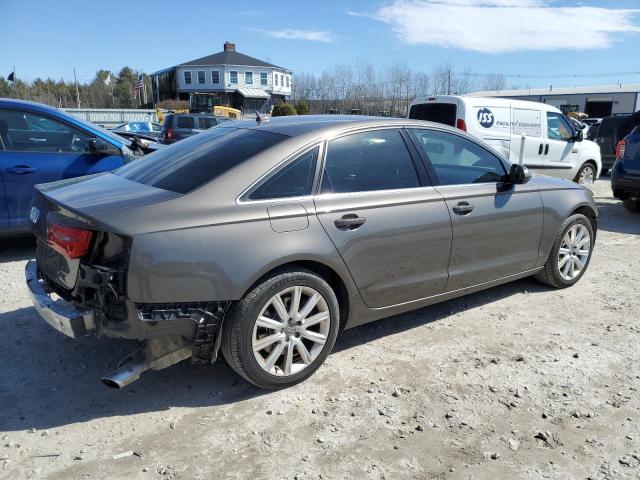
(456, 119, 467, 131)
(616, 139, 626, 160)
(47, 224, 94, 259)
(166, 127, 173, 140)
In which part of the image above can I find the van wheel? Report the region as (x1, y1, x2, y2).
(221, 268, 339, 389)
(623, 198, 640, 213)
(574, 163, 596, 187)
(534, 214, 594, 289)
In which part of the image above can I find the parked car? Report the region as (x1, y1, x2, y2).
(612, 125, 640, 213)
(159, 113, 231, 144)
(111, 121, 162, 140)
(590, 114, 638, 175)
(26, 116, 597, 389)
(0, 98, 143, 235)
(409, 96, 602, 186)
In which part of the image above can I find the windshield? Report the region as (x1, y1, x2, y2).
(63, 112, 132, 146)
(114, 127, 288, 194)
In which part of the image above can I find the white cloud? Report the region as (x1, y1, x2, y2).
(253, 28, 334, 43)
(369, 0, 640, 53)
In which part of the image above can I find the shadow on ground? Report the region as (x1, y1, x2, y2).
(0, 236, 36, 263)
(0, 276, 544, 433)
(593, 199, 640, 236)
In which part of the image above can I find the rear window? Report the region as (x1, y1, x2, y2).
(598, 116, 628, 137)
(409, 103, 457, 127)
(176, 116, 195, 129)
(114, 127, 287, 194)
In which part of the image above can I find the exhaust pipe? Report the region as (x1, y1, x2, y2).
(102, 336, 192, 389)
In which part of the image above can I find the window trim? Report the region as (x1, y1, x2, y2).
(211, 70, 220, 84)
(183, 70, 192, 85)
(260, 72, 268, 86)
(238, 142, 324, 204)
(197, 70, 206, 84)
(405, 126, 510, 187)
(245, 71, 253, 85)
(316, 127, 429, 196)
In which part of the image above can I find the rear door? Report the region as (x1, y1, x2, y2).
(408, 128, 543, 291)
(0, 108, 124, 232)
(0, 168, 8, 234)
(543, 111, 579, 178)
(314, 128, 452, 308)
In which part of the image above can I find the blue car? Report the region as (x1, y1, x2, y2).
(0, 99, 139, 235)
(612, 124, 640, 213)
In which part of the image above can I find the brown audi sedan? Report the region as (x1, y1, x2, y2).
(26, 116, 597, 389)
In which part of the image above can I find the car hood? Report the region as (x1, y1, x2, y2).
(35, 173, 180, 221)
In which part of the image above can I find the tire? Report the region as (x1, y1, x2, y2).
(623, 198, 640, 213)
(534, 214, 594, 289)
(221, 268, 340, 389)
(574, 163, 596, 186)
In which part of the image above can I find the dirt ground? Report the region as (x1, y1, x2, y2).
(1, 178, 639, 480)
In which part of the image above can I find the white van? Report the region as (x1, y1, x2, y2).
(408, 96, 601, 185)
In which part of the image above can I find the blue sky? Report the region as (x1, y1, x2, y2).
(2, 0, 639, 89)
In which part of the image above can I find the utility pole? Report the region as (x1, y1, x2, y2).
(447, 69, 451, 95)
(73, 68, 81, 108)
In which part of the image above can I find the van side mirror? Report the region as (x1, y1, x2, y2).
(508, 164, 532, 184)
(88, 138, 121, 156)
(572, 129, 584, 142)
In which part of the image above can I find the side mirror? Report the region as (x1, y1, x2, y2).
(508, 163, 532, 184)
(88, 138, 120, 156)
(573, 129, 584, 142)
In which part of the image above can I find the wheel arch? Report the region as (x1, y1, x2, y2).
(570, 203, 598, 234)
(576, 159, 600, 180)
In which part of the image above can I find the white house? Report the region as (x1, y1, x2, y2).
(151, 42, 292, 113)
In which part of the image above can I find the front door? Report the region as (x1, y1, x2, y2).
(0, 108, 123, 232)
(408, 128, 543, 291)
(314, 128, 452, 309)
(543, 111, 579, 178)
(0, 169, 8, 234)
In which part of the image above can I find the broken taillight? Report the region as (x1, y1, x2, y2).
(47, 224, 94, 259)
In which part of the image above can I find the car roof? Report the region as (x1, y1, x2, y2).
(218, 115, 447, 137)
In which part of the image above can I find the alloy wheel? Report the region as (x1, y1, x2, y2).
(578, 165, 595, 186)
(252, 286, 331, 376)
(558, 224, 591, 281)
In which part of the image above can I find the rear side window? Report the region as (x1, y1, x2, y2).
(176, 116, 195, 129)
(250, 147, 319, 200)
(115, 128, 287, 194)
(409, 103, 457, 127)
(321, 129, 420, 194)
(410, 129, 506, 186)
(198, 117, 217, 129)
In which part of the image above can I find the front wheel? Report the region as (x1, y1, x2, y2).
(534, 214, 594, 288)
(575, 163, 596, 187)
(221, 268, 340, 389)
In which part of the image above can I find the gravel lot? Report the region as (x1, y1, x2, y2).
(1, 178, 639, 480)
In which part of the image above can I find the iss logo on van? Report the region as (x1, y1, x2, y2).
(477, 108, 494, 128)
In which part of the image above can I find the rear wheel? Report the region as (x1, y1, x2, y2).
(534, 214, 594, 289)
(221, 269, 339, 389)
(623, 198, 640, 213)
(575, 163, 596, 187)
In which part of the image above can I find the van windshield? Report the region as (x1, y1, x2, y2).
(409, 103, 457, 127)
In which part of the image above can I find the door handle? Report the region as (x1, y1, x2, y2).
(538, 143, 543, 155)
(544, 144, 549, 155)
(334, 214, 366, 230)
(28, 137, 46, 142)
(11, 166, 38, 174)
(452, 201, 475, 216)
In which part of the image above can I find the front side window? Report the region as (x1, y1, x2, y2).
(230, 71, 238, 84)
(211, 70, 220, 83)
(547, 112, 574, 141)
(197, 70, 206, 84)
(184, 71, 192, 85)
(409, 129, 506, 186)
(260, 72, 268, 85)
(115, 127, 287, 194)
(321, 129, 420, 194)
(245, 71, 253, 84)
(250, 147, 319, 200)
(0, 109, 96, 153)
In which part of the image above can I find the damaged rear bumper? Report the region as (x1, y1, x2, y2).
(25, 260, 96, 338)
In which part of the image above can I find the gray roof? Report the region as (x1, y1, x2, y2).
(178, 50, 289, 71)
(469, 83, 640, 98)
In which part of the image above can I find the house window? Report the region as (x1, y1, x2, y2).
(274, 74, 279, 87)
(184, 71, 192, 85)
(245, 71, 253, 85)
(197, 70, 205, 84)
(211, 70, 220, 84)
(260, 72, 268, 86)
(230, 71, 238, 84)
(286, 75, 290, 88)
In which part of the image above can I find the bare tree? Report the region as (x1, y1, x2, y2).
(481, 73, 507, 92)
